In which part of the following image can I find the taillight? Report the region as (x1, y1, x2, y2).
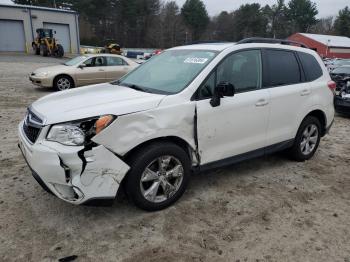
(327, 81, 336, 94)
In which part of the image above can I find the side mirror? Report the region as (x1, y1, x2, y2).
(210, 81, 235, 107)
(78, 64, 86, 69)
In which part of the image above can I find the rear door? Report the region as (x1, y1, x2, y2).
(75, 56, 107, 86)
(263, 49, 311, 146)
(105, 56, 131, 81)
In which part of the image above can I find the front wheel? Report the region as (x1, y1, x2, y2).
(289, 116, 321, 161)
(126, 142, 191, 211)
(53, 75, 74, 91)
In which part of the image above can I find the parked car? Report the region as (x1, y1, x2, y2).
(327, 59, 350, 72)
(19, 39, 335, 211)
(332, 67, 350, 114)
(29, 54, 139, 91)
(330, 65, 350, 84)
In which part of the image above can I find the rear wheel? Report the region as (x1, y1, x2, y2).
(53, 75, 74, 91)
(289, 116, 321, 161)
(126, 142, 191, 211)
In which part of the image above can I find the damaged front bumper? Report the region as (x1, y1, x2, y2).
(18, 122, 130, 205)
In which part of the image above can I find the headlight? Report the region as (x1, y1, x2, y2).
(35, 72, 49, 77)
(47, 115, 115, 146)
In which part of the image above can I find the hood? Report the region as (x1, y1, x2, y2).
(31, 83, 166, 125)
(33, 64, 70, 75)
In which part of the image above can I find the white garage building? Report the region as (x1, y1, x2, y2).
(0, 4, 80, 54)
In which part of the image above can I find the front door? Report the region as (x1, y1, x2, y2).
(75, 56, 107, 86)
(196, 49, 270, 165)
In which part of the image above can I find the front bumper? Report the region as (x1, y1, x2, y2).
(334, 96, 350, 115)
(18, 122, 130, 205)
(29, 75, 53, 88)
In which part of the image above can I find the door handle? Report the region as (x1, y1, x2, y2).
(301, 89, 311, 96)
(255, 99, 269, 107)
(98, 69, 105, 72)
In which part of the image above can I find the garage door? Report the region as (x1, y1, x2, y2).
(0, 20, 25, 52)
(43, 22, 70, 53)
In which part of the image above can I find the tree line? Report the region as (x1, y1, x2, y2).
(13, 0, 350, 48)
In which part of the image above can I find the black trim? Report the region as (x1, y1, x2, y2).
(83, 198, 114, 206)
(197, 140, 294, 173)
(18, 144, 54, 195)
(193, 106, 201, 163)
(326, 119, 334, 134)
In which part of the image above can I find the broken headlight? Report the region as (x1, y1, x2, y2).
(47, 115, 115, 146)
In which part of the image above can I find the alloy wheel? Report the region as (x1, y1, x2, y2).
(140, 155, 184, 203)
(300, 124, 319, 156)
(57, 78, 71, 90)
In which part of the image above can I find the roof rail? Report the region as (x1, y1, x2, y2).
(236, 37, 309, 48)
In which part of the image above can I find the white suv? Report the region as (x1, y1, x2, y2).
(19, 38, 335, 210)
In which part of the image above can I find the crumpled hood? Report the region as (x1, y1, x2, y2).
(31, 83, 166, 125)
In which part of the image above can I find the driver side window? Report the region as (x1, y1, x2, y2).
(83, 57, 106, 67)
(197, 50, 262, 99)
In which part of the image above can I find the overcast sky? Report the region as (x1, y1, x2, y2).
(0, 0, 348, 18)
(172, 0, 348, 18)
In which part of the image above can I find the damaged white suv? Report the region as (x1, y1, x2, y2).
(19, 38, 335, 211)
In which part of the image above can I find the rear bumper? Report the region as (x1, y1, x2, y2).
(334, 96, 350, 115)
(18, 121, 130, 205)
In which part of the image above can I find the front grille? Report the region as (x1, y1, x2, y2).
(22, 109, 43, 143)
(23, 122, 41, 143)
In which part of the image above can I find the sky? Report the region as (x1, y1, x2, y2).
(172, 0, 348, 18)
(0, 0, 348, 18)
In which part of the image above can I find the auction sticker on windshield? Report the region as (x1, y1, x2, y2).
(184, 57, 209, 64)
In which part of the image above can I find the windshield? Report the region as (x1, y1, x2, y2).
(64, 56, 88, 66)
(115, 50, 217, 94)
(332, 67, 350, 74)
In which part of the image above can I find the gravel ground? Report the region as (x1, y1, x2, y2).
(0, 54, 349, 262)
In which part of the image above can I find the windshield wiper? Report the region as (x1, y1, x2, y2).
(113, 81, 147, 92)
(125, 84, 145, 92)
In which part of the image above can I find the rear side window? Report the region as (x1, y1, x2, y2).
(107, 56, 128, 66)
(264, 50, 301, 87)
(298, 52, 323, 81)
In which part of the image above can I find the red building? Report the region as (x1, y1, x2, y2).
(288, 33, 350, 59)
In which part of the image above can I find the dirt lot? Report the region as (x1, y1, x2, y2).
(0, 54, 349, 262)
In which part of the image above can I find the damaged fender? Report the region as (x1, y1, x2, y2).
(92, 102, 198, 163)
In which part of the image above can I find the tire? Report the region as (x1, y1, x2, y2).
(56, 44, 64, 58)
(53, 75, 74, 91)
(33, 45, 40, 55)
(289, 116, 321, 161)
(125, 142, 191, 211)
(41, 45, 48, 57)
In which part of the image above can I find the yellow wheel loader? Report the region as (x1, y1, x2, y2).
(32, 28, 64, 58)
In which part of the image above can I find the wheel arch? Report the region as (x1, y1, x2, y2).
(301, 109, 327, 137)
(123, 136, 197, 166)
